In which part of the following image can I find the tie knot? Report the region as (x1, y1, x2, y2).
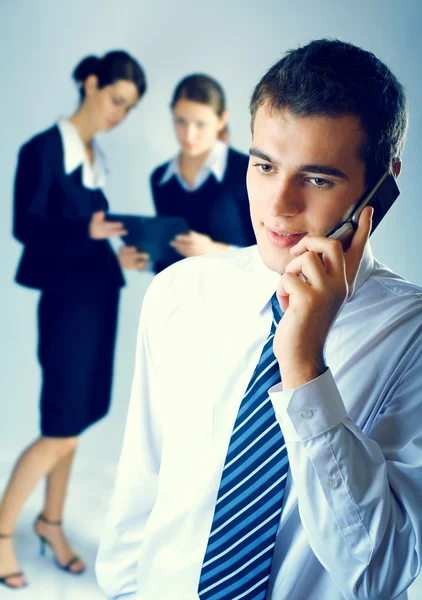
(270, 292, 283, 324)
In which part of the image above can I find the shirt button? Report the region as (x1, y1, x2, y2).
(300, 408, 314, 420)
(326, 477, 339, 489)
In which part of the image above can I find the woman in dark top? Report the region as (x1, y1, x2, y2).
(0, 51, 147, 589)
(150, 74, 256, 273)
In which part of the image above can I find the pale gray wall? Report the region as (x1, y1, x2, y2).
(1, 0, 421, 455)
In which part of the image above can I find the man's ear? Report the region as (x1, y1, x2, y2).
(83, 74, 99, 98)
(392, 159, 402, 178)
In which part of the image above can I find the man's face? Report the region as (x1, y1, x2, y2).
(247, 105, 367, 274)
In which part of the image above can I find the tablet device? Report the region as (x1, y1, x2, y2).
(106, 214, 189, 262)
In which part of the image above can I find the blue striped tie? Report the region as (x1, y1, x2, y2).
(198, 293, 289, 600)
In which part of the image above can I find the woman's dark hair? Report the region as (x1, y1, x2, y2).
(250, 39, 408, 186)
(171, 74, 229, 142)
(72, 50, 146, 100)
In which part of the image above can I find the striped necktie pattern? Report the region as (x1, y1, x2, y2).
(198, 293, 289, 600)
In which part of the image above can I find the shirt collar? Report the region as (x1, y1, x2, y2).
(246, 241, 375, 315)
(238, 246, 282, 315)
(57, 119, 108, 189)
(159, 139, 228, 189)
(204, 139, 228, 182)
(353, 241, 375, 292)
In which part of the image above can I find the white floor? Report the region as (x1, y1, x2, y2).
(0, 448, 119, 599)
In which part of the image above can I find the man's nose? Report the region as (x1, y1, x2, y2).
(268, 179, 302, 217)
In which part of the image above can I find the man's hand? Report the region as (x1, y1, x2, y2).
(170, 230, 229, 257)
(89, 211, 127, 240)
(274, 206, 373, 390)
(118, 246, 150, 271)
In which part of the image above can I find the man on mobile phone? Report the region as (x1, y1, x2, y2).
(97, 40, 422, 600)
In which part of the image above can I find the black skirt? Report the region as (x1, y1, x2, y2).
(37, 287, 120, 437)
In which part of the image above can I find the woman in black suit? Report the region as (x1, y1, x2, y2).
(150, 74, 256, 273)
(0, 51, 147, 589)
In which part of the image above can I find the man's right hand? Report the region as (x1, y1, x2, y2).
(89, 211, 127, 239)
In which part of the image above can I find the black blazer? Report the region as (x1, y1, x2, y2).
(150, 147, 256, 272)
(13, 126, 124, 292)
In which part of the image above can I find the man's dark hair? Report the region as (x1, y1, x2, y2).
(250, 39, 408, 185)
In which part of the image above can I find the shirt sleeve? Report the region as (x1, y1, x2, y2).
(96, 281, 164, 599)
(269, 364, 422, 600)
(13, 142, 92, 246)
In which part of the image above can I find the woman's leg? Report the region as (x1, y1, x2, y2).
(0, 436, 77, 586)
(34, 448, 85, 573)
(43, 448, 76, 522)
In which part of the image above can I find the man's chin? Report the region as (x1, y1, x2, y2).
(257, 244, 289, 275)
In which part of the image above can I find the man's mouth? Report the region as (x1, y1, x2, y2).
(265, 227, 307, 248)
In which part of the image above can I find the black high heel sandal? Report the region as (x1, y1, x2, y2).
(0, 533, 28, 589)
(33, 514, 85, 575)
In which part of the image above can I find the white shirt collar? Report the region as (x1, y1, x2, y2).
(159, 139, 228, 191)
(57, 119, 108, 190)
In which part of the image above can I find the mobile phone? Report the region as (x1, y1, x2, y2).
(326, 170, 400, 248)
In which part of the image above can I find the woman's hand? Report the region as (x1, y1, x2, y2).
(170, 230, 229, 257)
(89, 211, 127, 239)
(118, 246, 150, 271)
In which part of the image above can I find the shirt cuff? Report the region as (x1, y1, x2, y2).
(269, 368, 348, 443)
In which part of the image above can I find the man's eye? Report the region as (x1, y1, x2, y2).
(256, 163, 273, 174)
(308, 177, 332, 187)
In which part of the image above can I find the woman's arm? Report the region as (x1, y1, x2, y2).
(13, 142, 92, 246)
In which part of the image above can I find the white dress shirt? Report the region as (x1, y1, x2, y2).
(57, 119, 107, 189)
(96, 244, 422, 600)
(159, 139, 228, 192)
